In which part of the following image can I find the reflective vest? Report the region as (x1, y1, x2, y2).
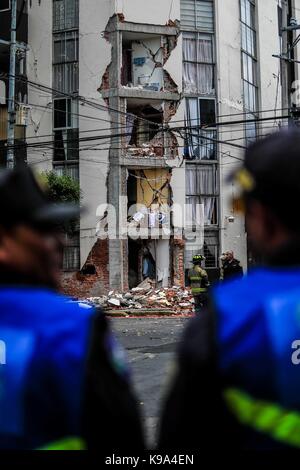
(0, 287, 95, 450)
(189, 265, 208, 295)
(214, 268, 300, 449)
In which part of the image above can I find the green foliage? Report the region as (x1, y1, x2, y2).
(41, 171, 81, 204)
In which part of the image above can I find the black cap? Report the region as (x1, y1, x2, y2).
(0, 165, 80, 230)
(231, 128, 300, 230)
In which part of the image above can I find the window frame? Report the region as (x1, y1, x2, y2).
(183, 31, 215, 96)
(53, 0, 79, 33)
(240, 0, 258, 135)
(181, 0, 214, 32)
(184, 96, 217, 161)
(185, 162, 219, 227)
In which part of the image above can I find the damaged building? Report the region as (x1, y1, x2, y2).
(101, 10, 186, 291)
(21, 0, 293, 297)
(25, 0, 185, 296)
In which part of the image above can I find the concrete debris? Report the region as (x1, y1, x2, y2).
(87, 278, 194, 315)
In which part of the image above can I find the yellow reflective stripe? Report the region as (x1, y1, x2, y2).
(190, 277, 202, 281)
(192, 288, 207, 293)
(224, 388, 300, 448)
(39, 437, 86, 450)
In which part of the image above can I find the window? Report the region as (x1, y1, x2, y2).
(183, 32, 214, 95)
(62, 231, 80, 270)
(53, 0, 79, 32)
(184, 97, 216, 160)
(53, 30, 79, 94)
(186, 164, 218, 226)
(53, 128, 79, 162)
(54, 161, 79, 180)
(181, 0, 214, 32)
(240, 0, 257, 115)
(53, 98, 72, 129)
(185, 230, 219, 270)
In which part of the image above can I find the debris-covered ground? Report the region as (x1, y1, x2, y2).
(85, 278, 195, 315)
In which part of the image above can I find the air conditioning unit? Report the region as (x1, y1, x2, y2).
(16, 105, 31, 126)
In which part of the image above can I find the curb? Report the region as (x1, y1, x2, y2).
(105, 308, 193, 317)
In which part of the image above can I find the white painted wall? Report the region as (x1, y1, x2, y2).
(114, 0, 180, 25)
(27, 0, 53, 171)
(215, 0, 247, 269)
(214, 0, 286, 270)
(79, 0, 112, 264)
(256, 0, 282, 117)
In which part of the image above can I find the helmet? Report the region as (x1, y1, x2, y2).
(193, 254, 205, 263)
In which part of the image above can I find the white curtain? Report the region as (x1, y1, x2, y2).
(183, 33, 214, 95)
(185, 99, 215, 160)
(126, 115, 135, 144)
(186, 166, 217, 225)
(186, 98, 198, 158)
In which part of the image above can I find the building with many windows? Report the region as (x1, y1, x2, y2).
(1, 0, 299, 295)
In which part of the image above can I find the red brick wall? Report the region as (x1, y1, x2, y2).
(172, 238, 185, 287)
(60, 238, 109, 299)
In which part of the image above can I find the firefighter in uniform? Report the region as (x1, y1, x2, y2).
(188, 254, 210, 313)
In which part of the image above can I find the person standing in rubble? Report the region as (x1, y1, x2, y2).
(0, 166, 144, 451)
(188, 254, 210, 313)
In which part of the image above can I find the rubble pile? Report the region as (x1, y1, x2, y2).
(86, 278, 194, 315)
(126, 142, 163, 159)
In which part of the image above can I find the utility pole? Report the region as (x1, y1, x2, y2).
(281, 0, 290, 114)
(6, 0, 17, 169)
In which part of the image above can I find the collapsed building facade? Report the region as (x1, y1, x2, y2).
(9, 0, 294, 296)
(101, 11, 186, 291)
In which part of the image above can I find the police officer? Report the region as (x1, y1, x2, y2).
(220, 251, 243, 281)
(188, 254, 210, 312)
(159, 129, 300, 451)
(0, 166, 144, 451)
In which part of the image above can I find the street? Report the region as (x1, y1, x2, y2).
(111, 317, 189, 448)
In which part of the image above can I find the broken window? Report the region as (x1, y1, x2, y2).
(181, 0, 214, 32)
(184, 97, 216, 160)
(186, 164, 218, 226)
(183, 32, 214, 95)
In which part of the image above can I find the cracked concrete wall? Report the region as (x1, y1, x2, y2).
(27, 0, 53, 170)
(114, 0, 180, 26)
(131, 38, 163, 89)
(164, 33, 183, 94)
(256, 0, 282, 115)
(215, 0, 286, 270)
(79, 0, 112, 265)
(215, 0, 248, 269)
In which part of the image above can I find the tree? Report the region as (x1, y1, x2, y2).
(41, 171, 81, 204)
(40, 172, 81, 234)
